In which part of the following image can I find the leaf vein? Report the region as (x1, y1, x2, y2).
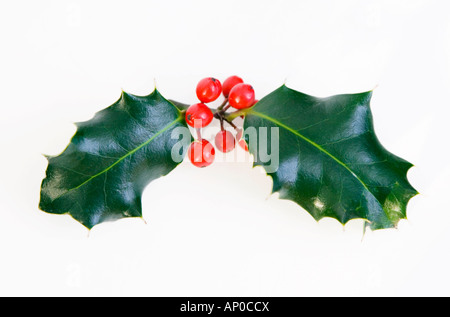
(249, 110, 371, 193)
(50, 116, 182, 203)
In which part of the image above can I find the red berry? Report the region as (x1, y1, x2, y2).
(228, 83, 255, 109)
(196, 77, 222, 103)
(188, 139, 215, 168)
(238, 139, 249, 152)
(222, 75, 244, 98)
(185, 103, 213, 128)
(236, 129, 249, 151)
(215, 130, 235, 153)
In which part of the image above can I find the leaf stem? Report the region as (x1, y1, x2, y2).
(225, 109, 251, 121)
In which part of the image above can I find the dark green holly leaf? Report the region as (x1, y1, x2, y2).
(243, 85, 417, 230)
(39, 89, 189, 229)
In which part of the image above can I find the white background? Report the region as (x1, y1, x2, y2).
(0, 0, 449, 296)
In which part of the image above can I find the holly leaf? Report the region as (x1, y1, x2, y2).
(39, 89, 190, 229)
(243, 85, 417, 230)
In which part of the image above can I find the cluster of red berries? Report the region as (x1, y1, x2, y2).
(185, 76, 257, 168)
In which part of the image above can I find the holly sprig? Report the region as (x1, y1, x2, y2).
(39, 75, 417, 230)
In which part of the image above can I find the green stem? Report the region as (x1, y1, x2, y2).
(225, 108, 251, 121)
